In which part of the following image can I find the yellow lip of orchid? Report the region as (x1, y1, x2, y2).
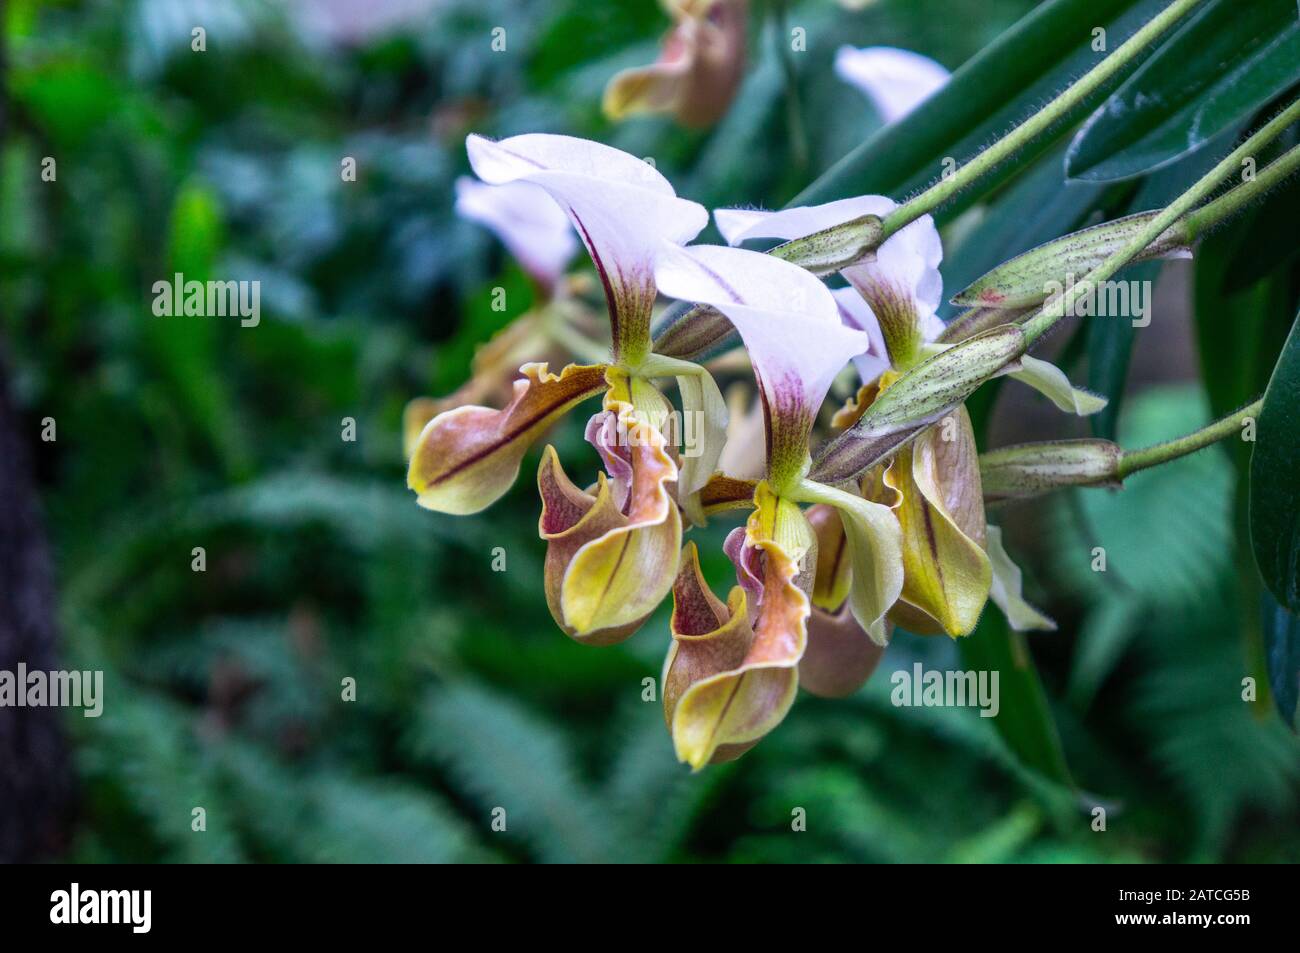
(537, 390, 683, 645)
(665, 487, 811, 770)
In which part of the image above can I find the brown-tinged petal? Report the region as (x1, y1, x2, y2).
(403, 313, 556, 460)
(829, 379, 881, 431)
(699, 473, 759, 516)
(663, 542, 754, 748)
(603, 0, 748, 129)
(538, 405, 683, 644)
(669, 483, 811, 768)
(883, 406, 991, 637)
(800, 604, 887, 698)
(807, 503, 851, 612)
(408, 361, 607, 515)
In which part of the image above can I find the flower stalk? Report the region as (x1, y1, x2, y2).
(1116, 399, 1263, 479)
(1022, 97, 1300, 344)
(981, 399, 1265, 502)
(875, 0, 1208, 245)
(1180, 142, 1300, 240)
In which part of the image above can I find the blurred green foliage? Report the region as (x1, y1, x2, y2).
(3, 0, 1297, 863)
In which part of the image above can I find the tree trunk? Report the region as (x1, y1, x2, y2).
(0, 354, 73, 861)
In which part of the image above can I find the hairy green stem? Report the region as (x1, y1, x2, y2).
(1118, 399, 1262, 478)
(1022, 97, 1300, 344)
(1182, 142, 1300, 239)
(877, 0, 1206, 243)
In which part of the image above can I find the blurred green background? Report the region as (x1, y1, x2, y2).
(3, 0, 1298, 863)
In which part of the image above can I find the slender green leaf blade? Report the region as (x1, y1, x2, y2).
(1250, 310, 1300, 612)
(1263, 590, 1300, 730)
(792, 0, 1158, 215)
(958, 611, 1074, 787)
(1066, 0, 1300, 182)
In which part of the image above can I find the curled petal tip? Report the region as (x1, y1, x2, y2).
(666, 491, 812, 767)
(407, 362, 607, 515)
(540, 408, 682, 644)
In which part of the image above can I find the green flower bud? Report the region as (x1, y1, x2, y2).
(979, 438, 1122, 503)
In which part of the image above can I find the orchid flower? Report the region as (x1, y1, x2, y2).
(833, 46, 951, 124)
(603, 0, 748, 128)
(714, 196, 1084, 636)
(403, 177, 601, 455)
(652, 242, 905, 767)
(407, 133, 730, 643)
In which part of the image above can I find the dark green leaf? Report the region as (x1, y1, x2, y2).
(792, 0, 1161, 216)
(1250, 309, 1300, 612)
(1263, 590, 1300, 730)
(1222, 137, 1300, 293)
(1193, 211, 1295, 438)
(1066, 0, 1300, 182)
(958, 611, 1074, 788)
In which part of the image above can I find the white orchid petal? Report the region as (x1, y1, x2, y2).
(655, 244, 867, 413)
(466, 133, 708, 353)
(1009, 355, 1108, 416)
(841, 214, 943, 316)
(840, 212, 945, 365)
(986, 525, 1057, 632)
(655, 245, 869, 477)
(834, 45, 951, 124)
(832, 286, 890, 385)
(713, 195, 897, 246)
(454, 177, 578, 289)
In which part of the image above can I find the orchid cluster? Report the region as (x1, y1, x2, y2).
(405, 127, 1111, 770)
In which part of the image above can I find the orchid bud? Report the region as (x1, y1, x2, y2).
(811, 324, 1024, 485)
(979, 439, 1122, 503)
(950, 211, 1192, 310)
(769, 214, 885, 276)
